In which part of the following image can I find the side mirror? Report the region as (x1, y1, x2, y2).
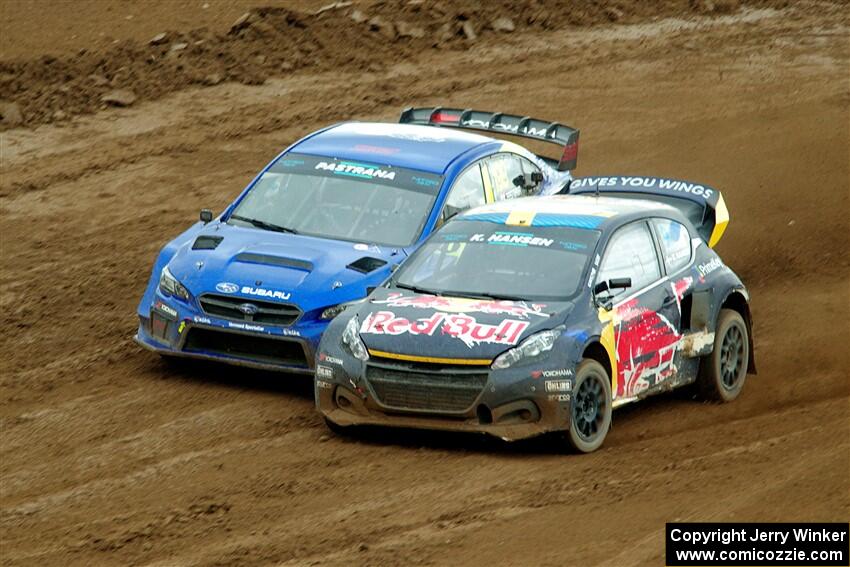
(512, 172, 543, 192)
(200, 209, 213, 224)
(593, 278, 632, 307)
(442, 205, 462, 223)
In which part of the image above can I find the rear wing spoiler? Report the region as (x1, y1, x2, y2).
(399, 107, 580, 171)
(569, 175, 729, 247)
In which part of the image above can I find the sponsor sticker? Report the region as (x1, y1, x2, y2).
(361, 310, 529, 348)
(316, 365, 334, 379)
(154, 301, 178, 319)
(316, 379, 334, 390)
(545, 380, 572, 392)
(227, 321, 265, 332)
(548, 394, 570, 402)
(215, 282, 291, 301)
(571, 176, 714, 199)
(470, 231, 554, 248)
(373, 292, 547, 318)
(315, 160, 396, 181)
(193, 316, 212, 324)
(697, 257, 723, 277)
(240, 286, 291, 301)
(318, 353, 344, 366)
(532, 368, 573, 379)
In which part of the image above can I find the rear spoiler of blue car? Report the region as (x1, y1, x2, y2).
(399, 107, 580, 171)
(569, 175, 730, 247)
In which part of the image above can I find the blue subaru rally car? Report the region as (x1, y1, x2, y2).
(135, 108, 580, 373)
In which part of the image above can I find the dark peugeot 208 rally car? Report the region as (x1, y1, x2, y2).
(315, 177, 755, 452)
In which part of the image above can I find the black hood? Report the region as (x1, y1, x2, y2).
(355, 287, 574, 361)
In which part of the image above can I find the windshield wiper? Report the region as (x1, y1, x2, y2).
(395, 282, 442, 296)
(441, 290, 527, 302)
(229, 214, 298, 234)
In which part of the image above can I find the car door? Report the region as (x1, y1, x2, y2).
(651, 217, 695, 334)
(596, 220, 682, 399)
(438, 162, 487, 226)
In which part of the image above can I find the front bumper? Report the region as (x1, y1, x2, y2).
(315, 356, 574, 442)
(136, 293, 327, 374)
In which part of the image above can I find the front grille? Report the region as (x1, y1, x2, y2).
(199, 294, 301, 326)
(365, 362, 488, 413)
(183, 328, 309, 368)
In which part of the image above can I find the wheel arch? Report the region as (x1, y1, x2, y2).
(581, 340, 613, 383)
(720, 288, 756, 374)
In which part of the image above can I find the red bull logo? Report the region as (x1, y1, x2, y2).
(372, 292, 548, 319)
(361, 310, 529, 348)
(613, 298, 682, 398)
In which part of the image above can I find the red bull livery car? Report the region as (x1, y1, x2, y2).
(315, 176, 755, 452)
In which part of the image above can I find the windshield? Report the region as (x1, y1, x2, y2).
(394, 219, 600, 301)
(229, 153, 443, 247)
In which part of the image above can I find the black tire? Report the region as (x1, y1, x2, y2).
(563, 359, 612, 453)
(698, 308, 749, 402)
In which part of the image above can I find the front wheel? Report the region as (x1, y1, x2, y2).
(697, 308, 749, 402)
(563, 359, 612, 453)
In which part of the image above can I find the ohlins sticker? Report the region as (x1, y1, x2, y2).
(571, 176, 714, 199)
(373, 292, 548, 318)
(315, 161, 396, 180)
(361, 310, 529, 348)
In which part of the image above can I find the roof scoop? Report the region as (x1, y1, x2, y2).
(235, 252, 314, 272)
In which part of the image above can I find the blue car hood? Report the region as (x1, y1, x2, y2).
(166, 223, 401, 312)
(355, 287, 573, 361)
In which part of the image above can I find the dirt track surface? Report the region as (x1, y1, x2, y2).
(1, 1, 849, 565)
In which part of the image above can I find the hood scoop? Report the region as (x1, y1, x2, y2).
(347, 256, 388, 274)
(235, 252, 313, 272)
(192, 235, 223, 250)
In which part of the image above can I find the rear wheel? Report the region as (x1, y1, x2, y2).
(698, 308, 749, 402)
(563, 359, 612, 453)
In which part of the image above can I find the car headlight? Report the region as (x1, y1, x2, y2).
(158, 266, 191, 301)
(320, 299, 364, 320)
(491, 326, 564, 370)
(341, 316, 369, 361)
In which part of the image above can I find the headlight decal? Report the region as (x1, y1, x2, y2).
(491, 326, 565, 370)
(341, 316, 369, 361)
(159, 266, 191, 301)
(320, 299, 364, 320)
